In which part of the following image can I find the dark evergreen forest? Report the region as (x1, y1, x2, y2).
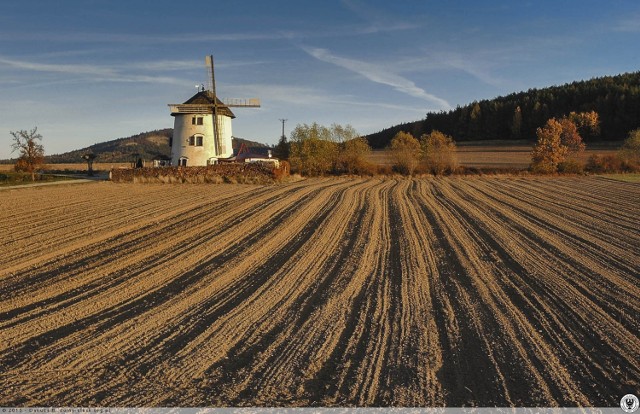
(367, 72, 640, 149)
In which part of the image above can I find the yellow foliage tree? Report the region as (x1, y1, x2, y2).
(619, 128, 640, 168)
(289, 123, 369, 176)
(531, 112, 595, 173)
(531, 119, 569, 173)
(289, 123, 338, 176)
(420, 130, 458, 175)
(336, 136, 372, 175)
(390, 131, 420, 175)
(568, 111, 600, 141)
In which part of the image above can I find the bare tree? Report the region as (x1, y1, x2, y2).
(10, 127, 45, 181)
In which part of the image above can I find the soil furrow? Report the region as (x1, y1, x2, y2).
(1, 176, 638, 407)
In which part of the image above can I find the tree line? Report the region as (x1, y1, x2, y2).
(275, 123, 460, 176)
(367, 71, 640, 148)
(276, 123, 374, 176)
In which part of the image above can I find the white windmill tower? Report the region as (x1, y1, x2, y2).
(168, 55, 260, 166)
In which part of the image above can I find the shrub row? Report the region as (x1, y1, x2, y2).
(110, 163, 288, 185)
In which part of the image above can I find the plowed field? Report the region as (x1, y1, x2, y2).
(1, 177, 638, 407)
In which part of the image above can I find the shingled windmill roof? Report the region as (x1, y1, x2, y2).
(183, 90, 236, 118)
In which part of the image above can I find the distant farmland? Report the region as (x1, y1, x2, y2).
(0, 139, 621, 172)
(0, 177, 638, 406)
(367, 141, 620, 170)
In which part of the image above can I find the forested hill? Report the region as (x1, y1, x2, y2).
(44, 129, 268, 163)
(366, 71, 640, 149)
(46, 129, 173, 164)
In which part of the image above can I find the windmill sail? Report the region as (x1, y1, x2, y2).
(205, 55, 222, 156)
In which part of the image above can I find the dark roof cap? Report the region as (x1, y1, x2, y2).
(183, 91, 235, 118)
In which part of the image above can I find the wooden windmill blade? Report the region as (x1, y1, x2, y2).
(205, 55, 222, 156)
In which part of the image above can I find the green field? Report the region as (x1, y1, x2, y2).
(599, 173, 640, 183)
(0, 172, 78, 186)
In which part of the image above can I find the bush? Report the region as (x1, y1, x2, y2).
(389, 131, 420, 175)
(14, 157, 30, 173)
(376, 164, 393, 175)
(288, 123, 337, 176)
(585, 132, 640, 174)
(289, 123, 368, 176)
(335, 136, 373, 175)
(420, 130, 458, 175)
(557, 159, 584, 174)
(111, 163, 279, 184)
(619, 128, 640, 168)
(585, 154, 624, 173)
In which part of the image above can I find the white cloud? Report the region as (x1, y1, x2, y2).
(417, 51, 507, 89)
(0, 56, 116, 76)
(341, 0, 421, 34)
(615, 15, 640, 32)
(301, 46, 450, 109)
(0, 56, 186, 85)
(227, 82, 432, 115)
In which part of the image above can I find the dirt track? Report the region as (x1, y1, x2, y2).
(0, 177, 638, 407)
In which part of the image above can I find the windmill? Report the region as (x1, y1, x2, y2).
(205, 55, 260, 157)
(168, 55, 260, 166)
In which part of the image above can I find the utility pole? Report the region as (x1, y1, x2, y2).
(279, 118, 287, 139)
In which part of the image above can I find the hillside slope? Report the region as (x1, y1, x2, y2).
(367, 71, 640, 148)
(43, 129, 268, 164)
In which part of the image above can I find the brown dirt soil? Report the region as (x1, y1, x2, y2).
(0, 177, 638, 407)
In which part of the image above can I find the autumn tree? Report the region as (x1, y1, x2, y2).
(511, 106, 523, 140)
(10, 127, 45, 181)
(289, 123, 336, 176)
(468, 102, 482, 139)
(389, 131, 420, 175)
(530, 111, 596, 173)
(420, 130, 458, 175)
(288, 123, 372, 176)
(568, 110, 600, 141)
(619, 128, 640, 168)
(557, 117, 585, 155)
(336, 136, 372, 174)
(531, 119, 568, 173)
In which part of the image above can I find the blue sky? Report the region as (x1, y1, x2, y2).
(1, 0, 639, 158)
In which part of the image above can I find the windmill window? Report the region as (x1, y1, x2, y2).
(188, 136, 195, 146)
(192, 116, 204, 125)
(195, 135, 203, 146)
